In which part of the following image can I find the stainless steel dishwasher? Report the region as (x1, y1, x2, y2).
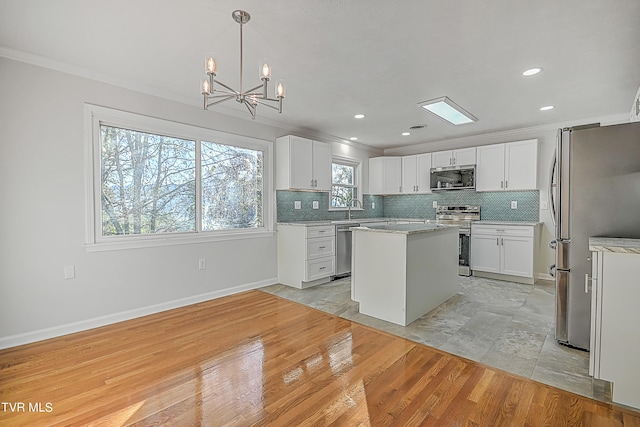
(335, 222, 359, 276)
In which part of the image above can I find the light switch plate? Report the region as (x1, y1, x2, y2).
(371, 202, 375, 209)
(541, 200, 548, 210)
(294, 201, 301, 210)
(511, 201, 518, 209)
(312, 200, 319, 209)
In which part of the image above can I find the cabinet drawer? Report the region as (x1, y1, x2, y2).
(307, 237, 335, 259)
(306, 257, 335, 281)
(306, 225, 335, 238)
(472, 224, 533, 237)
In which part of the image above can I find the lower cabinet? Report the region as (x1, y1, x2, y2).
(470, 224, 537, 283)
(590, 249, 640, 409)
(277, 224, 335, 288)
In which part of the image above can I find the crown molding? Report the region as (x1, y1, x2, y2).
(383, 113, 629, 156)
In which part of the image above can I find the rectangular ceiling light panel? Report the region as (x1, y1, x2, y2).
(418, 97, 477, 125)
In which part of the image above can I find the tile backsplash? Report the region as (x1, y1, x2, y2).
(276, 190, 539, 222)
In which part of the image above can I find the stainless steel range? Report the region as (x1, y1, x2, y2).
(435, 205, 480, 276)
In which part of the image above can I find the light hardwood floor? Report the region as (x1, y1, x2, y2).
(1, 290, 639, 426)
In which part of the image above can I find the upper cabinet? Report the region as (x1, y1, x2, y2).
(476, 139, 538, 191)
(369, 157, 402, 195)
(431, 147, 476, 168)
(276, 135, 332, 191)
(401, 153, 432, 194)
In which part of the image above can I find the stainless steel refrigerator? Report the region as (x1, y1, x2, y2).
(550, 121, 640, 351)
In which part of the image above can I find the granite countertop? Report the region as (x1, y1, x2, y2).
(589, 237, 640, 254)
(474, 221, 543, 226)
(352, 223, 458, 235)
(277, 218, 422, 226)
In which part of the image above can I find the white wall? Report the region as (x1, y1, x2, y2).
(0, 58, 296, 348)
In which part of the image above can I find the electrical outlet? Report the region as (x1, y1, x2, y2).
(199, 259, 206, 270)
(294, 200, 301, 210)
(432, 201, 438, 208)
(371, 202, 375, 209)
(541, 200, 549, 210)
(312, 200, 319, 209)
(511, 201, 518, 209)
(64, 265, 75, 280)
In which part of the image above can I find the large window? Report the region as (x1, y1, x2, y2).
(331, 158, 360, 208)
(86, 105, 272, 249)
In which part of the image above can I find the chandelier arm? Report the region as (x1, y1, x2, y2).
(206, 95, 235, 108)
(242, 100, 256, 119)
(244, 83, 265, 95)
(207, 93, 236, 99)
(213, 79, 240, 94)
(253, 99, 280, 111)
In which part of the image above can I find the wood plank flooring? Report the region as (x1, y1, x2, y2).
(1, 290, 639, 426)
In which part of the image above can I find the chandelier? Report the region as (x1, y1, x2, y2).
(201, 10, 285, 119)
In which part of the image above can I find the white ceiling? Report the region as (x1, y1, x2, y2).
(1, 0, 639, 149)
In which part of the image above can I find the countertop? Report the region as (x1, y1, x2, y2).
(352, 223, 458, 235)
(473, 221, 543, 226)
(589, 237, 640, 254)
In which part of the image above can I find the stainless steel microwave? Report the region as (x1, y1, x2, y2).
(430, 165, 475, 191)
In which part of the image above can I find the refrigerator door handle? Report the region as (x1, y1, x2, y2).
(548, 264, 556, 278)
(549, 149, 557, 227)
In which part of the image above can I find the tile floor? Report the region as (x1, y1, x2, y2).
(261, 275, 612, 403)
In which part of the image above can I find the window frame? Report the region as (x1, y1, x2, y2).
(84, 104, 274, 252)
(329, 155, 362, 211)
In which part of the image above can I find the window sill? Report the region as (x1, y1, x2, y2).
(328, 208, 364, 212)
(85, 230, 275, 252)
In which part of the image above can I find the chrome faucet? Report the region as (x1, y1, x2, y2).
(347, 199, 363, 221)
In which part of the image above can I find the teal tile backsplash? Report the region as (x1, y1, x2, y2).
(276, 190, 539, 222)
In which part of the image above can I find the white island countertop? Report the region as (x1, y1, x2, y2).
(589, 237, 640, 254)
(353, 223, 457, 235)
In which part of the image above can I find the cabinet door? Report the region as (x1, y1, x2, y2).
(368, 157, 385, 195)
(453, 147, 476, 166)
(401, 155, 417, 193)
(416, 153, 432, 193)
(470, 234, 501, 273)
(432, 150, 453, 168)
(312, 141, 332, 191)
(288, 136, 314, 189)
(476, 143, 505, 191)
(505, 139, 538, 190)
(501, 236, 533, 277)
(384, 157, 402, 194)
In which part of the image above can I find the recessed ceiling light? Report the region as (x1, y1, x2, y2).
(354, 114, 365, 119)
(402, 132, 410, 136)
(523, 67, 542, 76)
(418, 97, 477, 125)
(349, 137, 358, 141)
(540, 105, 554, 111)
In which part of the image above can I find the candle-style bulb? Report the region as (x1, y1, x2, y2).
(276, 80, 285, 98)
(205, 57, 217, 75)
(201, 79, 210, 95)
(261, 62, 271, 79)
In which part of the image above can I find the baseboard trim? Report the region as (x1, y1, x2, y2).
(535, 273, 554, 281)
(0, 277, 278, 350)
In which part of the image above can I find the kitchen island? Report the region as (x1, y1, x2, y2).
(351, 223, 459, 326)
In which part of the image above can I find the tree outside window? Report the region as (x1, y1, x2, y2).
(99, 124, 264, 238)
(331, 160, 359, 208)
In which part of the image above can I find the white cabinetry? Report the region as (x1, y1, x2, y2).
(431, 147, 476, 167)
(471, 224, 538, 284)
(590, 248, 640, 409)
(476, 139, 538, 191)
(276, 135, 332, 191)
(369, 157, 402, 195)
(277, 224, 335, 288)
(401, 153, 432, 194)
